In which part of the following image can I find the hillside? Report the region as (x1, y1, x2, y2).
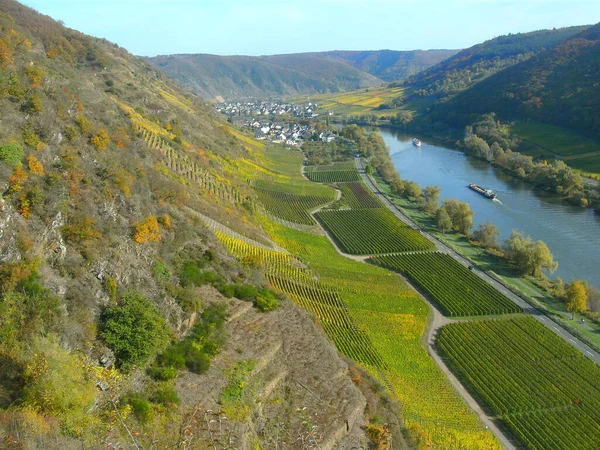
(400, 25, 589, 103)
(434, 23, 600, 140)
(0, 0, 389, 447)
(145, 53, 383, 99)
(304, 49, 459, 82)
(145, 49, 457, 100)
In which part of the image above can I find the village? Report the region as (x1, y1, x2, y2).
(215, 100, 337, 147)
(215, 100, 323, 118)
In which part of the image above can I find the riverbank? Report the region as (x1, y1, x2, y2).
(361, 161, 600, 355)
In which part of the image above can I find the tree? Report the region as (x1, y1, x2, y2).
(565, 281, 588, 315)
(472, 222, 500, 248)
(100, 291, 169, 371)
(422, 185, 441, 214)
(503, 231, 557, 277)
(404, 181, 422, 200)
(436, 207, 452, 233)
(442, 199, 474, 235)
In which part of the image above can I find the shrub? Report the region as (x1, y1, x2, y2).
(180, 261, 221, 287)
(123, 393, 153, 424)
(90, 128, 110, 150)
(0, 143, 25, 167)
(150, 384, 180, 406)
(134, 216, 161, 243)
(100, 292, 169, 371)
(255, 289, 279, 312)
(149, 303, 227, 380)
(233, 284, 258, 301)
(151, 260, 172, 286)
(26, 155, 44, 176)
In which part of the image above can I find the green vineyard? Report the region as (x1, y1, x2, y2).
(315, 208, 435, 254)
(437, 317, 600, 449)
(338, 181, 383, 209)
(370, 252, 521, 316)
(252, 186, 333, 225)
(304, 169, 362, 183)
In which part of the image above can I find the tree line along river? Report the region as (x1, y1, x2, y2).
(377, 128, 600, 288)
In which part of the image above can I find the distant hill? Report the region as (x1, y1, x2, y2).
(433, 23, 600, 142)
(401, 26, 589, 103)
(306, 49, 459, 82)
(145, 49, 456, 99)
(146, 53, 383, 99)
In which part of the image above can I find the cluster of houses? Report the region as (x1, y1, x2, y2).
(215, 101, 323, 118)
(249, 121, 336, 147)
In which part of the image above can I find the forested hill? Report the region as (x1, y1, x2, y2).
(145, 49, 457, 99)
(145, 53, 383, 99)
(432, 23, 600, 141)
(401, 26, 589, 102)
(305, 49, 459, 82)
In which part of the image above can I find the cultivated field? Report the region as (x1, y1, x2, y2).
(437, 316, 600, 449)
(316, 208, 435, 254)
(370, 252, 521, 317)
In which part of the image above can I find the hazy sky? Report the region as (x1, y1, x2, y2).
(21, 0, 600, 56)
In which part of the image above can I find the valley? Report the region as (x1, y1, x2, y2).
(2, 0, 600, 448)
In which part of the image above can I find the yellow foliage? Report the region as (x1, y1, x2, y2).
(25, 65, 45, 88)
(18, 192, 30, 218)
(26, 155, 44, 176)
(8, 164, 28, 192)
(134, 216, 161, 243)
(75, 115, 92, 134)
(160, 214, 172, 229)
(0, 37, 11, 66)
(91, 128, 110, 150)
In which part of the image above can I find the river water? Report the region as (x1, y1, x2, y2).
(379, 129, 600, 288)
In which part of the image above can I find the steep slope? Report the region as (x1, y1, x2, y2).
(313, 49, 459, 82)
(0, 1, 378, 447)
(146, 53, 383, 99)
(434, 23, 600, 141)
(401, 26, 588, 102)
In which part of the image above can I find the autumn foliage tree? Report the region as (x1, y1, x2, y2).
(91, 128, 110, 150)
(565, 280, 588, 315)
(134, 216, 161, 243)
(26, 155, 44, 176)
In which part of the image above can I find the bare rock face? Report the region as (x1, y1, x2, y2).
(176, 296, 369, 449)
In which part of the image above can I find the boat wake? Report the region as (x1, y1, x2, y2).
(493, 197, 503, 205)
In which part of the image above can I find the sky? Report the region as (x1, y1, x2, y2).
(20, 0, 600, 56)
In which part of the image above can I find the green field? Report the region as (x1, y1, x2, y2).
(370, 252, 521, 317)
(437, 316, 600, 449)
(512, 121, 600, 174)
(315, 208, 435, 254)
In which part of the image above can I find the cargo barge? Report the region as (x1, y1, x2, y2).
(468, 183, 497, 199)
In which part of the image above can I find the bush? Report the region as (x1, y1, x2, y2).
(150, 385, 180, 406)
(255, 289, 280, 312)
(0, 143, 24, 167)
(233, 284, 258, 301)
(100, 292, 169, 372)
(123, 393, 153, 425)
(149, 303, 227, 380)
(180, 261, 221, 287)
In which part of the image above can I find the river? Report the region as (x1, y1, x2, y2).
(379, 128, 600, 288)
